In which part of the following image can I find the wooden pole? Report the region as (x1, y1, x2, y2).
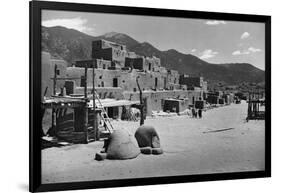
(92, 64, 97, 141)
(84, 66, 88, 100)
(84, 67, 88, 144)
(136, 76, 144, 126)
(53, 64, 57, 96)
(51, 64, 57, 135)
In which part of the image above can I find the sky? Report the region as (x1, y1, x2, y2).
(42, 10, 265, 70)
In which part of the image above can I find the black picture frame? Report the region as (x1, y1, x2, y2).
(30, 1, 271, 192)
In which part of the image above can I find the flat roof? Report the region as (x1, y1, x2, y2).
(164, 98, 188, 102)
(42, 96, 140, 109)
(88, 99, 140, 108)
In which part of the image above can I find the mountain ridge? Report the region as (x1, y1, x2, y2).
(41, 26, 264, 85)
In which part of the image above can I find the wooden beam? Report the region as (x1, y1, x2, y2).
(53, 64, 57, 96)
(92, 67, 97, 141)
(136, 76, 144, 126)
(51, 64, 58, 136)
(50, 77, 80, 80)
(84, 66, 88, 143)
(84, 67, 88, 99)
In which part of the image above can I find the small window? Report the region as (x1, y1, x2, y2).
(148, 63, 151, 71)
(56, 69, 60, 75)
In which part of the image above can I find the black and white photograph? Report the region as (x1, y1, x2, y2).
(39, 8, 268, 185)
(1, 0, 280, 192)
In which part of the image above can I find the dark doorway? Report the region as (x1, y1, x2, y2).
(74, 108, 85, 132)
(107, 107, 119, 119)
(107, 107, 113, 118)
(113, 78, 118, 87)
(155, 77, 158, 89)
(148, 63, 151, 71)
(80, 76, 86, 87)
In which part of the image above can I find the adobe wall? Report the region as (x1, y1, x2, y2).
(167, 70, 180, 84)
(66, 67, 169, 92)
(124, 56, 163, 73)
(42, 52, 52, 98)
(92, 48, 113, 61)
(41, 52, 67, 98)
(66, 67, 88, 87)
(92, 39, 127, 67)
(123, 90, 203, 115)
(111, 46, 126, 65)
(202, 81, 208, 92)
(125, 57, 145, 70)
(163, 99, 189, 113)
(74, 87, 124, 100)
(145, 56, 161, 72)
(92, 39, 126, 51)
(75, 59, 112, 69)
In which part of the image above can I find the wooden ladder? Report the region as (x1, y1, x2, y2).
(94, 91, 114, 134)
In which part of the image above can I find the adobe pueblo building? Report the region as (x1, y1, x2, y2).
(41, 39, 218, 144)
(69, 39, 207, 114)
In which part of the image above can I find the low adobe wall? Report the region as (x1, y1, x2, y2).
(123, 90, 203, 116)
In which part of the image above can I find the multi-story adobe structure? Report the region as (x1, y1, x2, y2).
(41, 39, 215, 143)
(42, 39, 207, 117)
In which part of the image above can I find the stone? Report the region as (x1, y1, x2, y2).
(140, 147, 152, 154)
(152, 148, 163, 155)
(95, 152, 107, 161)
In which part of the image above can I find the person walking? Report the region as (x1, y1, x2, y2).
(198, 108, 202, 118)
(194, 108, 198, 118)
(192, 107, 196, 118)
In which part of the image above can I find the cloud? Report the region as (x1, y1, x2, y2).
(205, 20, 227, 25)
(232, 47, 262, 55)
(232, 50, 247, 55)
(42, 17, 95, 35)
(232, 50, 242, 55)
(248, 47, 262, 53)
(191, 49, 197, 53)
(241, 32, 250, 39)
(200, 49, 219, 59)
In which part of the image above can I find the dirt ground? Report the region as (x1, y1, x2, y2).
(41, 101, 265, 184)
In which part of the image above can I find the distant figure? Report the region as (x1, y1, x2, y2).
(194, 109, 198, 118)
(192, 108, 196, 118)
(198, 109, 202, 118)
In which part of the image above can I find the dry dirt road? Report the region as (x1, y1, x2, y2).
(42, 101, 265, 184)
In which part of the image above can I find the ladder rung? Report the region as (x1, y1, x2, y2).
(93, 90, 114, 133)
